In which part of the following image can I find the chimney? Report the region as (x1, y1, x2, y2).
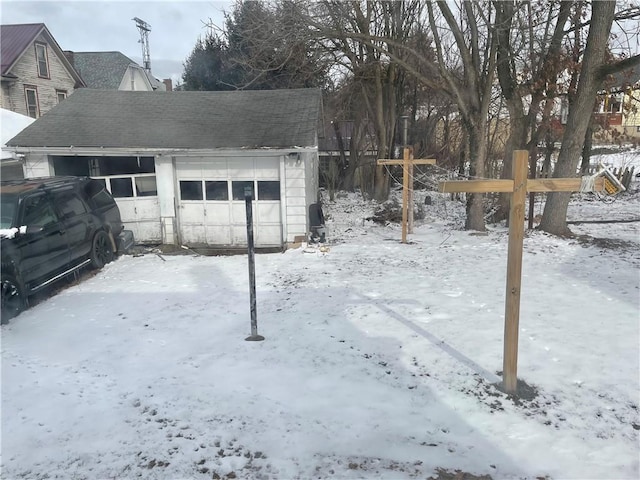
(64, 50, 75, 66)
(163, 79, 173, 91)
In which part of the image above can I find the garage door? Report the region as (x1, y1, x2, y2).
(98, 175, 161, 243)
(176, 157, 282, 247)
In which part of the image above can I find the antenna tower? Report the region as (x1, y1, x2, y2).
(132, 17, 152, 72)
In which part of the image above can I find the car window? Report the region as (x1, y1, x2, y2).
(22, 194, 59, 227)
(53, 192, 88, 218)
(0, 193, 18, 228)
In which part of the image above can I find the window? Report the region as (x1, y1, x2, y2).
(56, 90, 67, 103)
(607, 94, 623, 113)
(22, 195, 58, 227)
(90, 188, 115, 209)
(98, 157, 155, 175)
(232, 181, 254, 200)
(53, 193, 87, 219)
(110, 178, 134, 198)
(24, 87, 39, 118)
(35, 43, 49, 78)
(180, 181, 203, 200)
(51, 156, 158, 199)
(135, 177, 157, 197)
(0, 194, 18, 228)
(258, 181, 280, 200)
(205, 181, 229, 200)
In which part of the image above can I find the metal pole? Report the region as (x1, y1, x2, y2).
(244, 186, 264, 341)
(400, 115, 409, 146)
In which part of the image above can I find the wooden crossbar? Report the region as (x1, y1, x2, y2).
(437, 151, 606, 395)
(377, 158, 437, 166)
(437, 177, 605, 194)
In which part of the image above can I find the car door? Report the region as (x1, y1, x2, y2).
(50, 189, 94, 264)
(16, 193, 70, 289)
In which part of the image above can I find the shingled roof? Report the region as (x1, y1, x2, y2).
(7, 88, 321, 150)
(1, 23, 84, 85)
(67, 51, 147, 90)
(1, 23, 44, 75)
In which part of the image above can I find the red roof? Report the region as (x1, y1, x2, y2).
(1, 23, 46, 76)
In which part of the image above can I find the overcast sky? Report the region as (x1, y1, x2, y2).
(1, 0, 232, 85)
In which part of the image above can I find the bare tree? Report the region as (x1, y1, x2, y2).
(488, 1, 573, 222)
(424, 1, 498, 230)
(540, 1, 640, 235)
(310, 0, 429, 200)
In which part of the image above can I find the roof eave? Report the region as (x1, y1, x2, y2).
(11, 146, 319, 156)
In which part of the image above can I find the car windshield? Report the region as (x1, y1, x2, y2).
(0, 193, 18, 229)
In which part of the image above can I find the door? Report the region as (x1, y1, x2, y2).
(17, 193, 70, 288)
(176, 157, 283, 247)
(107, 176, 161, 243)
(50, 189, 94, 263)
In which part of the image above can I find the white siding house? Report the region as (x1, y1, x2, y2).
(0, 23, 84, 118)
(7, 88, 322, 249)
(65, 51, 165, 92)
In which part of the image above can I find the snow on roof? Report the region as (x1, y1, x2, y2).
(1, 108, 34, 159)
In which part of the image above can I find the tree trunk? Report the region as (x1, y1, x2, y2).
(491, 112, 527, 223)
(539, 1, 615, 236)
(465, 121, 488, 231)
(581, 117, 594, 174)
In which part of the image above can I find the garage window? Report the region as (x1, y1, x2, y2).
(206, 181, 229, 200)
(258, 181, 280, 200)
(111, 178, 134, 198)
(135, 176, 158, 197)
(232, 181, 254, 200)
(180, 181, 203, 200)
(52, 156, 158, 199)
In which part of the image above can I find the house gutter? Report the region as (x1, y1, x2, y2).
(11, 146, 318, 157)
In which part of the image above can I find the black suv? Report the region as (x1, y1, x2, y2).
(1, 176, 126, 322)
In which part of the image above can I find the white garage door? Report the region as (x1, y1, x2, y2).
(98, 174, 162, 243)
(176, 157, 282, 247)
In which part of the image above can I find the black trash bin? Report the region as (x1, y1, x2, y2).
(308, 203, 326, 243)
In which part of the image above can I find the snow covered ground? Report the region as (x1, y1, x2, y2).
(1, 154, 639, 479)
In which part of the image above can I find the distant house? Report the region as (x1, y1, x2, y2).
(593, 66, 640, 142)
(65, 51, 167, 91)
(0, 23, 85, 118)
(7, 88, 322, 249)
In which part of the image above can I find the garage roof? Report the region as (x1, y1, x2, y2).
(7, 88, 321, 150)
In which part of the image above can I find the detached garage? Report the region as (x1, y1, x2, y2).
(7, 88, 322, 248)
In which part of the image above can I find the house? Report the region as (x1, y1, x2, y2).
(64, 51, 167, 91)
(7, 88, 322, 249)
(593, 66, 640, 142)
(0, 23, 85, 118)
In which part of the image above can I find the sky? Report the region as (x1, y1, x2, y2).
(1, 151, 639, 479)
(0, 0, 233, 85)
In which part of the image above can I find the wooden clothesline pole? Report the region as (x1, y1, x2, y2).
(439, 150, 604, 394)
(378, 147, 436, 243)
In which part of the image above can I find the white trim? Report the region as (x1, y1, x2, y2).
(279, 155, 287, 242)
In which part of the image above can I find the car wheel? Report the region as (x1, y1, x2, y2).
(1, 275, 24, 324)
(90, 231, 114, 269)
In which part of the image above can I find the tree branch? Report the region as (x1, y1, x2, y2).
(598, 54, 640, 81)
